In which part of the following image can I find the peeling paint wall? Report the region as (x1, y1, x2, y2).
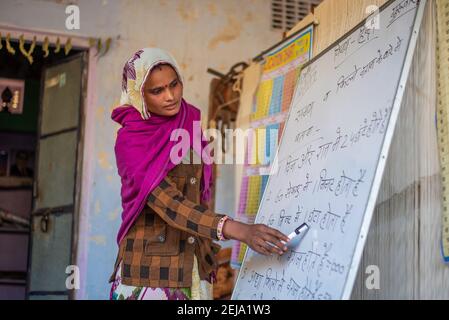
(0, 0, 282, 299)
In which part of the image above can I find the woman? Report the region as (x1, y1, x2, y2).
(109, 48, 289, 300)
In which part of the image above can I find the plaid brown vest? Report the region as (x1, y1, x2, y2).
(109, 161, 221, 288)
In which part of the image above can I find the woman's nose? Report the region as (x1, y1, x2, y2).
(165, 89, 174, 101)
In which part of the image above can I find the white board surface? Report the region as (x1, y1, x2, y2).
(232, 0, 425, 300)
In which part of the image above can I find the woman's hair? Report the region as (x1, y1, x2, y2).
(149, 63, 181, 82)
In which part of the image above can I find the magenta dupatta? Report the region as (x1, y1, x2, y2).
(111, 99, 212, 245)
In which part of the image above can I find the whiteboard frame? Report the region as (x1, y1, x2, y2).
(231, 0, 427, 300)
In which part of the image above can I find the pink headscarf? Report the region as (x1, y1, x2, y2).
(111, 48, 213, 245)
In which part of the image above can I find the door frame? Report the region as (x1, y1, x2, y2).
(0, 24, 98, 300)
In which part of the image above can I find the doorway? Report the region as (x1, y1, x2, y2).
(0, 32, 90, 300)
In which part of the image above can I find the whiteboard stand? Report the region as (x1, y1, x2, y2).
(342, 0, 427, 300)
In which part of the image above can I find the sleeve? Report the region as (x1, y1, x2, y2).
(146, 176, 227, 241)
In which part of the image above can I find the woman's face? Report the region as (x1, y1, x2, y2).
(142, 64, 183, 117)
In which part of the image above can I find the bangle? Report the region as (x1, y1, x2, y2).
(217, 216, 231, 241)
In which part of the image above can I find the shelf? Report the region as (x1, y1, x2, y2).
(0, 279, 27, 286)
(0, 176, 33, 189)
(0, 227, 30, 234)
(0, 271, 27, 286)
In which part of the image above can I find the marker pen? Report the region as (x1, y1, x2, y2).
(281, 223, 310, 244)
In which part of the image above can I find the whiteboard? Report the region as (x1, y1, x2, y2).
(232, 0, 426, 300)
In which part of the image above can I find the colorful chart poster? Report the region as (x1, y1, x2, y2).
(231, 25, 314, 269)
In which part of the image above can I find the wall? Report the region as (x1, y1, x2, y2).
(0, 0, 283, 299)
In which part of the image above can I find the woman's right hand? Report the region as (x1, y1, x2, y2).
(222, 220, 290, 256)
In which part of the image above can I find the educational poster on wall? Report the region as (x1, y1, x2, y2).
(232, 0, 425, 299)
(231, 25, 314, 269)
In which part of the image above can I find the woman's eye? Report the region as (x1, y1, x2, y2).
(170, 80, 178, 88)
(151, 89, 162, 95)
